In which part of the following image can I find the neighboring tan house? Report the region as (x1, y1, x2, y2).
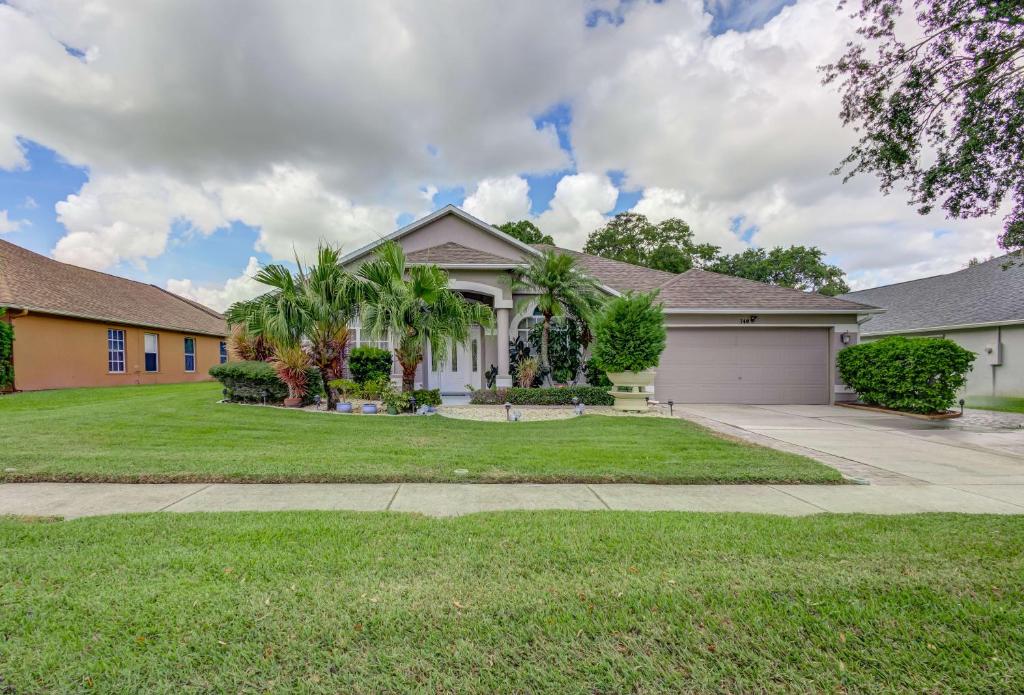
(0, 239, 228, 392)
(343, 205, 881, 404)
(841, 255, 1024, 398)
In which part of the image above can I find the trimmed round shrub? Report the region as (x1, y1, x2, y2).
(348, 346, 393, 385)
(209, 360, 322, 404)
(837, 336, 975, 414)
(469, 386, 613, 406)
(411, 389, 442, 407)
(591, 292, 666, 373)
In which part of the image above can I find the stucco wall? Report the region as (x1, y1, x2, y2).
(864, 325, 1024, 398)
(10, 312, 224, 391)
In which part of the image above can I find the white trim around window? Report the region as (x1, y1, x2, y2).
(107, 328, 126, 374)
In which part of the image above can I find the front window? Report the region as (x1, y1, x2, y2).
(144, 333, 159, 372)
(107, 329, 125, 373)
(471, 339, 479, 373)
(219, 341, 228, 364)
(517, 308, 543, 344)
(184, 337, 196, 372)
(348, 316, 391, 351)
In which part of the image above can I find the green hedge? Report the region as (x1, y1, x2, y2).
(470, 386, 614, 406)
(0, 310, 13, 392)
(837, 336, 975, 414)
(591, 292, 666, 373)
(209, 360, 323, 404)
(411, 389, 442, 407)
(349, 346, 392, 384)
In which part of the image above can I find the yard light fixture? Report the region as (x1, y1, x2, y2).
(314, 395, 321, 408)
(667, 400, 674, 416)
(571, 396, 579, 405)
(959, 398, 965, 415)
(504, 402, 512, 421)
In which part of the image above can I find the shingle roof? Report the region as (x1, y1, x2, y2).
(840, 254, 1024, 334)
(405, 242, 518, 265)
(531, 244, 678, 293)
(657, 269, 877, 311)
(0, 239, 227, 336)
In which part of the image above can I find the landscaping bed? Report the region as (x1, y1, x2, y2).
(1, 511, 1021, 693)
(0, 382, 842, 484)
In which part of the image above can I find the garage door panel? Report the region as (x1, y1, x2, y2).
(656, 328, 829, 404)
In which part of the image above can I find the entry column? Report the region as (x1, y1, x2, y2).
(495, 307, 512, 387)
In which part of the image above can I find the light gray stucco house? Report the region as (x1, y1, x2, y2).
(343, 205, 880, 404)
(841, 255, 1024, 398)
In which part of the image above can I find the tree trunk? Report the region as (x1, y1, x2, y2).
(400, 359, 418, 392)
(541, 315, 552, 387)
(320, 366, 336, 411)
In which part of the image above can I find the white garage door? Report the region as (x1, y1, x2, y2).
(655, 328, 830, 404)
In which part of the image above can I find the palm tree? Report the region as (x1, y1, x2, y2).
(509, 251, 604, 385)
(226, 245, 357, 410)
(356, 241, 494, 391)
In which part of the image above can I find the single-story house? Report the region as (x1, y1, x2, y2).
(840, 255, 1024, 398)
(0, 239, 228, 391)
(343, 205, 880, 404)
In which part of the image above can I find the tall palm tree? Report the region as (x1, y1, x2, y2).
(509, 251, 604, 385)
(356, 241, 494, 391)
(226, 245, 357, 409)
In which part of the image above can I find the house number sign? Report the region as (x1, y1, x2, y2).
(739, 315, 759, 324)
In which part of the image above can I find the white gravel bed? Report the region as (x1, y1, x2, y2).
(437, 404, 671, 421)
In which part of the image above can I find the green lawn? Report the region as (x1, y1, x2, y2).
(967, 396, 1024, 414)
(1, 512, 1021, 693)
(0, 382, 840, 484)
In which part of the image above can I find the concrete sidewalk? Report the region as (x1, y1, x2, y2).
(2, 481, 1023, 518)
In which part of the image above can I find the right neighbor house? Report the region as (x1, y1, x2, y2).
(840, 255, 1024, 398)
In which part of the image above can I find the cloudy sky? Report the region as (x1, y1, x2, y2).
(0, 0, 1005, 310)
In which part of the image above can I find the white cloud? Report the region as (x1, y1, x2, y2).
(536, 173, 619, 249)
(0, 209, 24, 233)
(0, 0, 1011, 286)
(22, 196, 37, 209)
(52, 173, 227, 269)
(462, 176, 532, 226)
(167, 256, 265, 312)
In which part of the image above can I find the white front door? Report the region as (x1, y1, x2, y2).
(430, 330, 482, 394)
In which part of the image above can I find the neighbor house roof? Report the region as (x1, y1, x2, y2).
(531, 244, 678, 293)
(405, 242, 519, 266)
(657, 269, 878, 312)
(0, 239, 228, 336)
(840, 254, 1024, 334)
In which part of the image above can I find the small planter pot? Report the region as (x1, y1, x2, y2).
(283, 397, 303, 408)
(335, 402, 353, 413)
(360, 403, 378, 414)
(605, 370, 655, 412)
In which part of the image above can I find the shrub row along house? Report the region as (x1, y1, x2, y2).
(340, 206, 880, 405)
(0, 239, 227, 391)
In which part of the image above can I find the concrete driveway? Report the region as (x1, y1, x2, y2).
(677, 404, 1024, 486)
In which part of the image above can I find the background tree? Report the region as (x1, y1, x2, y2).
(357, 241, 493, 391)
(583, 213, 719, 272)
(226, 245, 356, 410)
(822, 0, 1024, 254)
(496, 220, 554, 245)
(509, 251, 604, 385)
(709, 246, 852, 295)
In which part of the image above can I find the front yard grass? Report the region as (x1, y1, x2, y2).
(967, 396, 1024, 414)
(1, 512, 1021, 693)
(0, 382, 840, 484)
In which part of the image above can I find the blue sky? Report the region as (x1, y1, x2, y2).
(0, 0, 1003, 307)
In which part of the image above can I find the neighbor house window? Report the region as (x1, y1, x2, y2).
(516, 308, 543, 344)
(107, 329, 125, 373)
(184, 337, 196, 372)
(144, 333, 159, 372)
(219, 341, 227, 364)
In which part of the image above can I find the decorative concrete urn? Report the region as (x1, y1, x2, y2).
(605, 370, 655, 412)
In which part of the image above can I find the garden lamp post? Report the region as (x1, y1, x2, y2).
(504, 402, 511, 421)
